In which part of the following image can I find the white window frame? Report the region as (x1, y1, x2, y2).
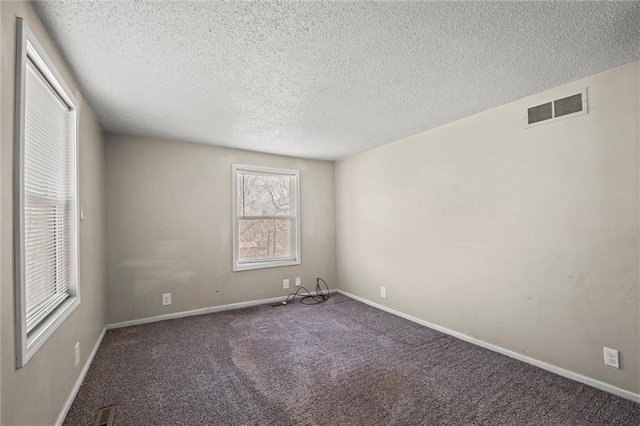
(14, 18, 80, 368)
(232, 164, 301, 272)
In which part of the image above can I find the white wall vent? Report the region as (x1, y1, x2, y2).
(526, 88, 587, 128)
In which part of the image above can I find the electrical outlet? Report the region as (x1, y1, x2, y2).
(283, 279, 290, 289)
(604, 347, 619, 368)
(162, 293, 172, 306)
(295, 277, 301, 287)
(380, 286, 386, 298)
(74, 342, 80, 366)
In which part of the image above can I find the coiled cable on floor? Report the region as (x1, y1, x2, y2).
(273, 278, 330, 307)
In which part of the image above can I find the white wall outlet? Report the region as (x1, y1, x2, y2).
(604, 347, 619, 368)
(283, 279, 290, 289)
(295, 277, 301, 287)
(380, 286, 386, 298)
(162, 293, 172, 306)
(74, 342, 80, 366)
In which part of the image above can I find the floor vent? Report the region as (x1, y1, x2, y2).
(526, 88, 587, 127)
(94, 405, 116, 426)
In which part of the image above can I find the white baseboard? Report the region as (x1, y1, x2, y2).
(336, 289, 640, 404)
(106, 289, 338, 330)
(56, 326, 107, 426)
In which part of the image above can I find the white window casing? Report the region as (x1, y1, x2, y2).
(14, 18, 80, 367)
(232, 164, 301, 272)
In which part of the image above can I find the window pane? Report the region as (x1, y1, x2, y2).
(237, 172, 291, 217)
(238, 218, 291, 261)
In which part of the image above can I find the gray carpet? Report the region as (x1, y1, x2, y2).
(64, 294, 640, 425)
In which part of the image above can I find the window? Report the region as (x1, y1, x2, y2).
(14, 19, 79, 367)
(232, 164, 300, 271)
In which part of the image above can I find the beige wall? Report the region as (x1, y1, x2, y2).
(105, 134, 336, 324)
(1, 2, 107, 425)
(336, 61, 640, 394)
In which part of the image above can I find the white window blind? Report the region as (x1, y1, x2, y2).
(23, 58, 76, 332)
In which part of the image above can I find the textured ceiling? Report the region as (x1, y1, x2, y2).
(34, 1, 640, 160)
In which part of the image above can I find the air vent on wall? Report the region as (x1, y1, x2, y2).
(526, 88, 587, 127)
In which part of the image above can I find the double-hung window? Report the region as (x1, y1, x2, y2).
(14, 19, 79, 367)
(232, 164, 300, 271)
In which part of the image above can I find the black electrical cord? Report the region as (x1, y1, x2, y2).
(273, 278, 330, 307)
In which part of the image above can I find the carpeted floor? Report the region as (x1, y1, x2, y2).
(64, 294, 640, 425)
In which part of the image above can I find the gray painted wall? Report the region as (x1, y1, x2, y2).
(335, 61, 640, 394)
(1, 1, 107, 424)
(105, 134, 336, 324)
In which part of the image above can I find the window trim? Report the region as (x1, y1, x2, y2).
(232, 164, 301, 272)
(14, 18, 80, 368)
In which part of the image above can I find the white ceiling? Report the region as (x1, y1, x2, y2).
(34, 1, 640, 161)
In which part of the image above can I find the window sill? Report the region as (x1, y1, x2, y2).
(233, 259, 301, 272)
(21, 296, 80, 366)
